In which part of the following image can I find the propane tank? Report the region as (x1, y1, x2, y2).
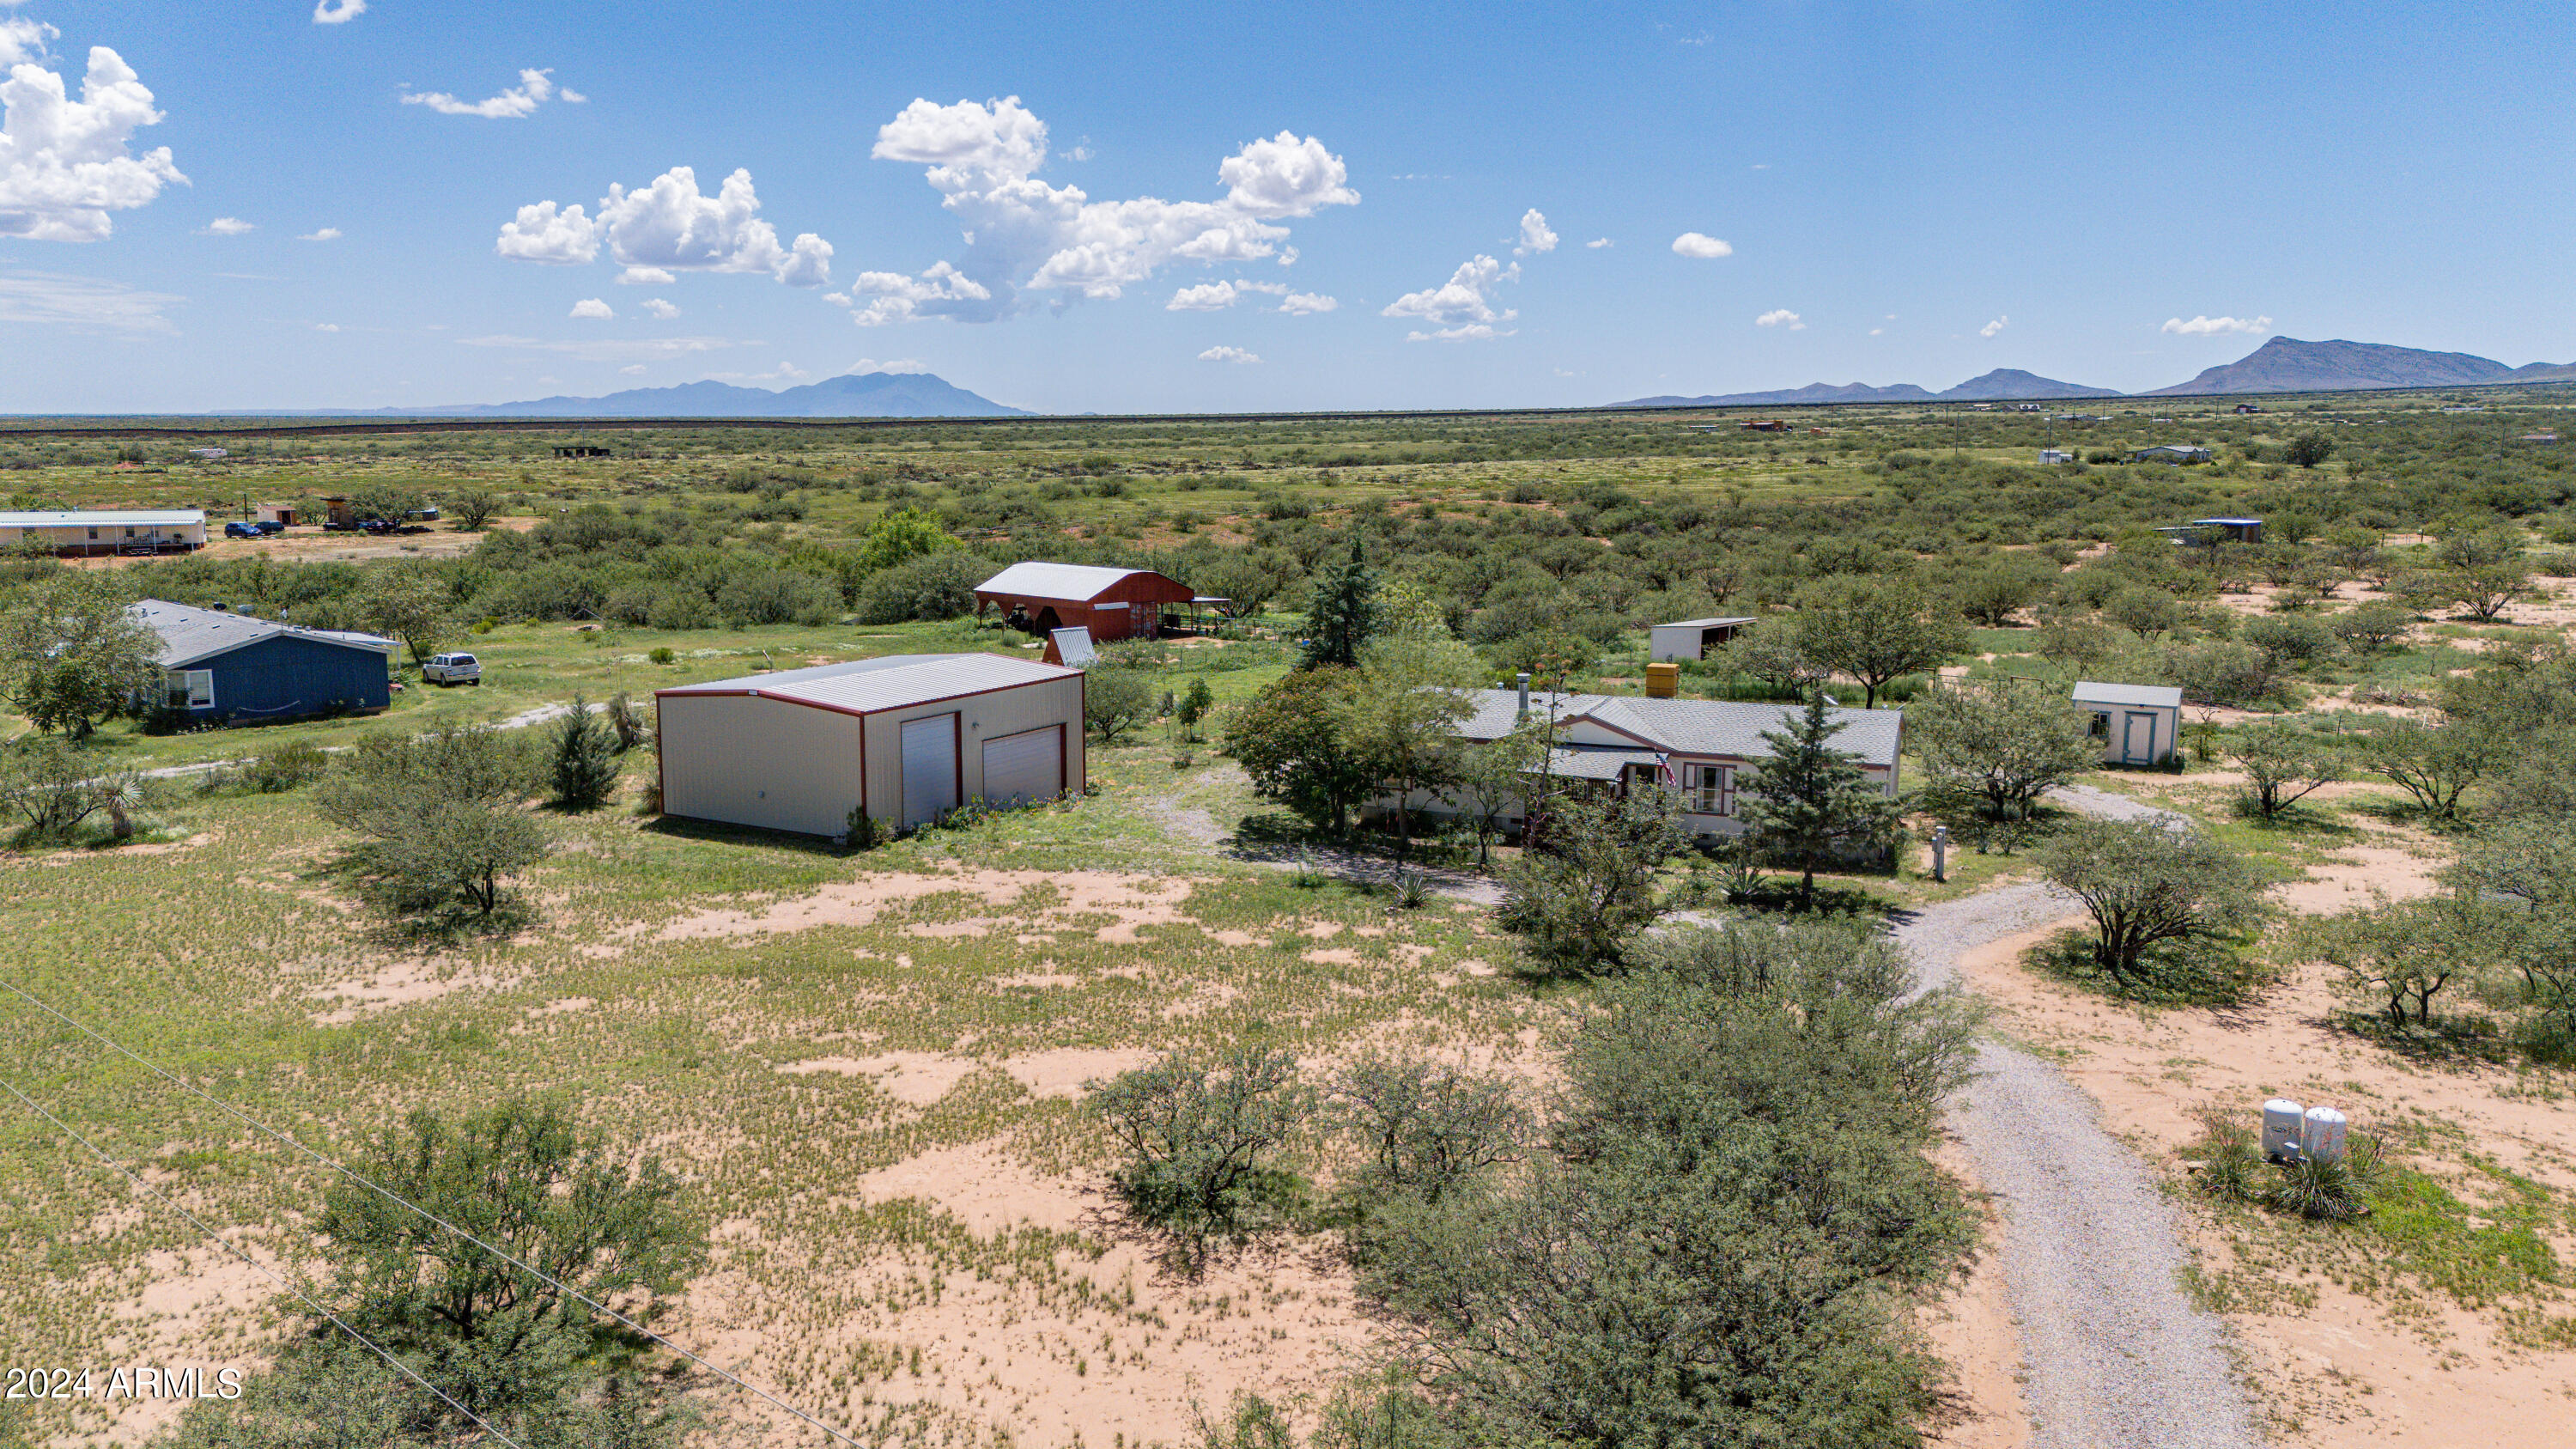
(2302, 1105, 2348, 1165)
(2262, 1099, 2306, 1163)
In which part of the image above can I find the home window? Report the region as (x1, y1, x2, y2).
(1691, 764, 1735, 816)
(165, 669, 214, 709)
(2088, 711, 2111, 740)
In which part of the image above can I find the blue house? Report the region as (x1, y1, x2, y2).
(131, 600, 396, 724)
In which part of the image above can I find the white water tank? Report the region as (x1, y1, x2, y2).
(2263, 1099, 2306, 1162)
(2303, 1106, 2348, 1165)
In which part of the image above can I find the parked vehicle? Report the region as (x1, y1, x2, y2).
(254, 519, 287, 535)
(422, 652, 482, 686)
(222, 521, 264, 539)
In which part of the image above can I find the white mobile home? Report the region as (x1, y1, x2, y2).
(655, 654, 1085, 837)
(2072, 680, 2182, 766)
(0, 509, 205, 557)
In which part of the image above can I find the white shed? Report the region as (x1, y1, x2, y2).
(1649, 617, 1758, 662)
(2072, 680, 2183, 766)
(655, 654, 1085, 837)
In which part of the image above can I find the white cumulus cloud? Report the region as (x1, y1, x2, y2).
(640, 297, 678, 319)
(616, 265, 676, 285)
(1514, 208, 1557, 255)
(311, 0, 364, 24)
(497, 167, 831, 286)
(402, 68, 581, 119)
(860, 95, 1357, 322)
(1278, 291, 1337, 314)
(848, 261, 990, 326)
(849, 358, 927, 374)
(1670, 232, 1732, 259)
(2161, 314, 2271, 336)
(1165, 278, 1287, 311)
(619, 363, 647, 374)
(199, 216, 252, 235)
(297, 226, 341, 241)
(1198, 344, 1260, 363)
(1383, 254, 1517, 338)
(313, 322, 338, 332)
(1755, 308, 1803, 330)
(0, 37, 186, 242)
(1980, 314, 2008, 338)
(1585, 237, 1612, 248)
(569, 297, 612, 320)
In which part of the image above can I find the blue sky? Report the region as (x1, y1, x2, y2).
(2, 0, 2570, 414)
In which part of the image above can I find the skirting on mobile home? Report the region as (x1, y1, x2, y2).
(654, 654, 1086, 837)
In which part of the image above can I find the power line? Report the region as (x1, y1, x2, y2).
(0, 977, 864, 1449)
(0, 1071, 529, 1449)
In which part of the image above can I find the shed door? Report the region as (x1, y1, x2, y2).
(981, 725, 1063, 807)
(900, 714, 960, 827)
(2123, 711, 2157, 764)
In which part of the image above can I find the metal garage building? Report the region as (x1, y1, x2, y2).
(654, 654, 1085, 837)
(973, 562, 1196, 642)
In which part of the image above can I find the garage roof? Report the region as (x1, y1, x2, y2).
(975, 561, 1165, 601)
(660, 652, 1080, 715)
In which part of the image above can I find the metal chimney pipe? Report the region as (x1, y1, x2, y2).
(1516, 672, 1531, 720)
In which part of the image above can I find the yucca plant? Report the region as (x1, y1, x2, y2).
(2187, 1108, 2263, 1204)
(2260, 1135, 2383, 1222)
(1392, 870, 1431, 910)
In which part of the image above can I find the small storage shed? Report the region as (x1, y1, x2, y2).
(655, 654, 1086, 837)
(130, 600, 393, 722)
(1649, 617, 1758, 662)
(2072, 680, 2183, 766)
(974, 562, 1194, 642)
(0, 509, 206, 557)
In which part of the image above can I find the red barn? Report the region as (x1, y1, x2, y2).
(974, 562, 1195, 642)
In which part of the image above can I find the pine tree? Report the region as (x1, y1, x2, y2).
(549, 695, 625, 811)
(1736, 691, 1904, 910)
(1300, 541, 1380, 669)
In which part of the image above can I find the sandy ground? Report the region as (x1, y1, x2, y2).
(1955, 920, 2576, 1446)
(648, 866, 1197, 947)
(1920, 1139, 2032, 1449)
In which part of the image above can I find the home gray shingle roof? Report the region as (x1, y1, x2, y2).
(2072, 680, 2184, 709)
(660, 652, 1079, 714)
(974, 562, 1159, 601)
(1545, 746, 1665, 780)
(130, 600, 394, 668)
(1455, 690, 1901, 768)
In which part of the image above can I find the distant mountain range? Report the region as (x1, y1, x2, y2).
(227, 370, 1028, 419)
(1628, 368, 2120, 408)
(1624, 338, 2576, 408)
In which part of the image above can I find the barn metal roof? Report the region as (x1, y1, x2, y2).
(661, 652, 1080, 714)
(1455, 690, 1901, 768)
(2071, 680, 2184, 709)
(129, 600, 395, 667)
(1, 509, 205, 527)
(1650, 616, 1759, 630)
(974, 561, 1166, 602)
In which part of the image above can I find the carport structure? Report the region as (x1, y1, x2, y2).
(973, 562, 1195, 642)
(655, 654, 1085, 837)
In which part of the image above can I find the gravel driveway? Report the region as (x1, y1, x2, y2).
(1904, 881, 2260, 1449)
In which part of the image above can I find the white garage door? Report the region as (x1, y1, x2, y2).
(981, 725, 1062, 807)
(900, 714, 959, 827)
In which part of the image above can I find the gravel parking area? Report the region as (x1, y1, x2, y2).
(1905, 881, 2261, 1449)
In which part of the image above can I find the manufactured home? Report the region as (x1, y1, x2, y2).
(130, 600, 393, 723)
(655, 654, 1085, 837)
(1381, 684, 1902, 840)
(0, 509, 205, 557)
